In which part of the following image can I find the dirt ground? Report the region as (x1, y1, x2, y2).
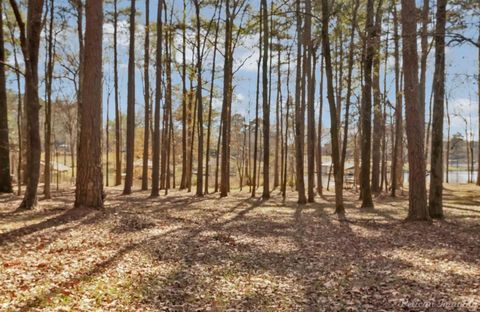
(1, 184, 479, 311)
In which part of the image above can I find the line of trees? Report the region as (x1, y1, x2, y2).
(0, 0, 479, 222)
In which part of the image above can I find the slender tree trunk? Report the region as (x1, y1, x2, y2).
(74, 0, 84, 178)
(316, 54, 324, 196)
(5, 11, 23, 195)
(341, 0, 360, 176)
(371, 0, 383, 194)
(282, 49, 292, 198)
(75, 0, 104, 209)
(214, 117, 222, 192)
(164, 27, 173, 192)
(123, 0, 136, 195)
(180, 0, 188, 190)
(360, 0, 375, 209)
(429, 0, 446, 218)
(251, 8, 262, 198)
(305, 0, 316, 202)
(391, 0, 403, 197)
(274, 40, 281, 189)
(10, 0, 44, 210)
(321, 0, 344, 214)
(261, 0, 270, 199)
(141, 0, 150, 191)
(114, 0, 122, 186)
(43, 0, 55, 199)
(194, 0, 204, 196)
(476, 31, 480, 186)
(446, 96, 450, 183)
(205, 1, 222, 194)
(106, 90, 110, 187)
(0, 0, 12, 193)
(419, 0, 429, 130)
(401, 0, 429, 221)
(294, 0, 306, 204)
(151, 0, 163, 197)
(220, 0, 233, 197)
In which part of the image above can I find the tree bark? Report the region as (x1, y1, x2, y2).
(294, 0, 306, 204)
(150, 0, 163, 197)
(75, 0, 104, 209)
(305, 0, 316, 203)
(401, 0, 429, 221)
(252, 8, 262, 198)
(205, 1, 222, 194)
(0, 0, 12, 193)
(10, 0, 44, 209)
(261, 0, 270, 199)
(180, 0, 187, 190)
(114, 0, 122, 186)
(43, 0, 55, 199)
(360, 0, 375, 209)
(321, 0, 344, 214)
(141, 0, 150, 191)
(194, 0, 204, 196)
(391, 0, 403, 197)
(428, 0, 447, 218)
(341, 0, 360, 177)
(371, 0, 383, 194)
(220, 0, 233, 197)
(123, 0, 136, 195)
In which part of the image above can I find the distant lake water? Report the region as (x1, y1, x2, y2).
(404, 170, 478, 184)
(318, 170, 478, 189)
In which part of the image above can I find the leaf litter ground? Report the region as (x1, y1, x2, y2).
(0, 184, 479, 311)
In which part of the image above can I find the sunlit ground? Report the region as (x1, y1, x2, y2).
(0, 184, 479, 311)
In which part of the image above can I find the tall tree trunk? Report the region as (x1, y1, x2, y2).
(164, 26, 173, 192)
(151, 0, 163, 197)
(0, 0, 12, 193)
(114, 0, 122, 186)
(305, 0, 316, 203)
(446, 95, 450, 183)
(75, 0, 104, 209)
(261, 0, 270, 199)
(371, 0, 383, 194)
(282, 49, 292, 199)
(274, 40, 281, 189)
(205, 1, 222, 194)
(251, 8, 262, 198)
(214, 117, 222, 193)
(75, 0, 84, 179)
(43, 0, 55, 199)
(341, 0, 360, 176)
(220, 0, 233, 197)
(180, 0, 188, 190)
(294, 0, 306, 204)
(401, 0, 429, 221)
(194, 0, 204, 196)
(476, 30, 480, 186)
(106, 90, 110, 186)
(10, 0, 44, 210)
(391, 0, 403, 197)
(360, 0, 375, 209)
(321, 0, 344, 214)
(141, 0, 150, 191)
(123, 0, 136, 195)
(5, 11, 23, 194)
(429, 0, 446, 218)
(316, 53, 324, 196)
(419, 0, 429, 130)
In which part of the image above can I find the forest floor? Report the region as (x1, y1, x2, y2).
(1, 184, 479, 311)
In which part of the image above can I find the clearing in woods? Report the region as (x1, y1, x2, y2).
(0, 184, 479, 310)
